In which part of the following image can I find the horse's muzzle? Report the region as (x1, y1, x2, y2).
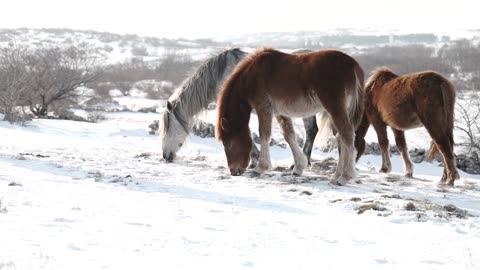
(163, 153, 174, 162)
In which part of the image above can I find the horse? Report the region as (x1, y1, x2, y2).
(159, 48, 319, 166)
(216, 48, 365, 185)
(354, 67, 459, 186)
(160, 48, 249, 162)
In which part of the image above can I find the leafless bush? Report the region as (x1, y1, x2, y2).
(26, 45, 103, 117)
(98, 52, 199, 95)
(0, 45, 32, 123)
(439, 39, 480, 73)
(455, 95, 480, 153)
(87, 111, 107, 123)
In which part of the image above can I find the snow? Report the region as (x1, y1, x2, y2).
(0, 107, 479, 270)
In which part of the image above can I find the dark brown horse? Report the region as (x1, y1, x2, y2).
(216, 48, 365, 185)
(355, 67, 459, 185)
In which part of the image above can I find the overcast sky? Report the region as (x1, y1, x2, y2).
(2, 0, 479, 39)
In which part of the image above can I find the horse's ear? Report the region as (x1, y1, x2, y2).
(220, 118, 231, 133)
(166, 101, 173, 112)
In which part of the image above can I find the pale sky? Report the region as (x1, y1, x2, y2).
(2, 0, 479, 39)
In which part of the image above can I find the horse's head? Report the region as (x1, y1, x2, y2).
(160, 101, 189, 162)
(217, 117, 252, 176)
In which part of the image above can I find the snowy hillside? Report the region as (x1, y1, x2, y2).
(3, 28, 480, 65)
(1, 28, 229, 64)
(0, 106, 479, 269)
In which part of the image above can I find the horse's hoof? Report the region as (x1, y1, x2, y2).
(330, 178, 346, 186)
(379, 168, 390, 173)
(437, 180, 454, 187)
(445, 180, 455, 187)
(405, 173, 413, 178)
(230, 168, 245, 176)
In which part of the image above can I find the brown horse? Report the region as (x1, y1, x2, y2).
(355, 67, 459, 186)
(216, 48, 365, 185)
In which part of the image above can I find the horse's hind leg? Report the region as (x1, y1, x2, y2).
(424, 125, 459, 185)
(371, 120, 392, 173)
(302, 115, 318, 166)
(249, 143, 260, 169)
(327, 109, 356, 184)
(277, 116, 308, 176)
(354, 113, 370, 162)
(392, 128, 413, 177)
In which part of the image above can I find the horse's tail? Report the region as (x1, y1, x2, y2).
(442, 79, 456, 143)
(315, 110, 335, 151)
(349, 63, 365, 129)
(426, 78, 457, 161)
(426, 141, 439, 162)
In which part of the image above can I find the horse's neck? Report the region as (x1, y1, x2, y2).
(170, 84, 218, 129)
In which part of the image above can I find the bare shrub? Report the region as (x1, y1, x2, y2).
(26, 45, 103, 118)
(0, 45, 32, 123)
(455, 94, 480, 153)
(87, 111, 107, 123)
(98, 52, 199, 97)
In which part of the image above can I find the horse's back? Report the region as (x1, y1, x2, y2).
(372, 70, 455, 130)
(409, 71, 455, 98)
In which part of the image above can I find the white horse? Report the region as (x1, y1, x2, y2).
(160, 48, 247, 162)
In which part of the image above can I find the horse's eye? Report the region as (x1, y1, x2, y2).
(178, 143, 183, 148)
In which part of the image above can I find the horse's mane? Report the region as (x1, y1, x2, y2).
(168, 48, 244, 128)
(216, 48, 278, 141)
(365, 66, 398, 93)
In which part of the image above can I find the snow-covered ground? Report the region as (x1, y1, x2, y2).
(0, 109, 479, 270)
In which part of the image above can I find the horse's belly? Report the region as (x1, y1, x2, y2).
(384, 112, 423, 130)
(273, 97, 322, 118)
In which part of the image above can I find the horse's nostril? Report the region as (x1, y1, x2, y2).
(164, 153, 174, 162)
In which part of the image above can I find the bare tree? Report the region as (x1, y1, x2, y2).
(0, 45, 32, 123)
(27, 46, 102, 117)
(455, 95, 480, 153)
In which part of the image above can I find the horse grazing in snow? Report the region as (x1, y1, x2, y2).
(354, 67, 459, 186)
(216, 48, 365, 185)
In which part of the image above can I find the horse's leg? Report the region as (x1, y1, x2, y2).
(371, 120, 392, 173)
(423, 125, 459, 186)
(327, 109, 356, 184)
(302, 115, 318, 166)
(253, 108, 273, 175)
(445, 125, 460, 184)
(354, 113, 370, 162)
(249, 142, 259, 169)
(277, 116, 308, 176)
(392, 128, 413, 178)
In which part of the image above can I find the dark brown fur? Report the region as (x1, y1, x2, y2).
(216, 48, 364, 184)
(355, 67, 459, 185)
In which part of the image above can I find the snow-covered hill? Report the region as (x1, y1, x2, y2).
(1, 28, 229, 64)
(0, 107, 479, 270)
(3, 27, 480, 66)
